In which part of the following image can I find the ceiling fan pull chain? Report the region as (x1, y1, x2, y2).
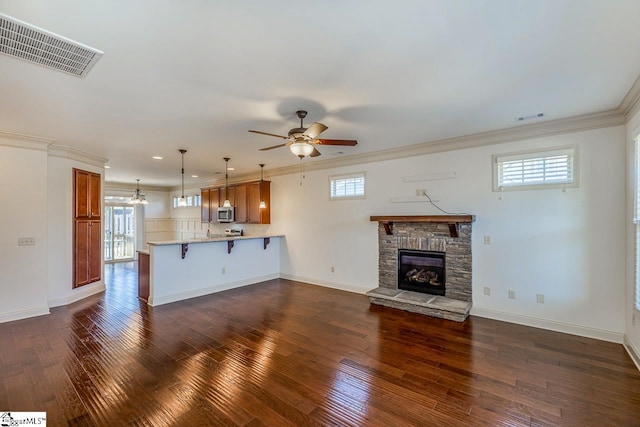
(299, 157, 303, 186)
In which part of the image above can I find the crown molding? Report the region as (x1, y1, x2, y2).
(48, 144, 108, 167)
(619, 73, 640, 119)
(0, 130, 53, 151)
(108, 108, 626, 191)
(256, 109, 625, 179)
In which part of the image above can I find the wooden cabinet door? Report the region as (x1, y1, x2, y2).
(74, 220, 101, 287)
(201, 188, 222, 222)
(89, 172, 101, 219)
(233, 184, 247, 223)
(89, 220, 101, 283)
(201, 189, 211, 222)
(74, 169, 101, 219)
(246, 181, 270, 224)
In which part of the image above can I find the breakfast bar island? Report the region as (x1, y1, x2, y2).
(140, 234, 282, 306)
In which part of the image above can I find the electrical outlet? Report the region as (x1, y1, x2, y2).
(483, 286, 491, 296)
(536, 294, 544, 304)
(415, 189, 426, 196)
(483, 235, 491, 245)
(221, 267, 226, 274)
(331, 266, 335, 273)
(508, 290, 516, 299)
(18, 237, 35, 246)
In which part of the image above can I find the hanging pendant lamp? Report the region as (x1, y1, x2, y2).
(222, 157, 231, 207)
(129, 179, 149, 205)
(178, 149, 187, 207)
(259, 163, 266, 209)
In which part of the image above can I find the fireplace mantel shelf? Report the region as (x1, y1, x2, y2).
(370, 215, 475, 237)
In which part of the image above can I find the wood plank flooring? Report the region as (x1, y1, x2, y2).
(1, 261, 639, 426)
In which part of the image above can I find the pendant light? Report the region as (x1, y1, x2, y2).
(259, 163, 266, 209)
(178, 149, 187, 207)
(222, 157, 231, 207)
(129, 179, 149, 205)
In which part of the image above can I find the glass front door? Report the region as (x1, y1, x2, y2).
(104, 205, 135, 262)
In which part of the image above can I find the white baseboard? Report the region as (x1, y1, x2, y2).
(149, 273, 279, 306)
(623, 335, 640, 371)
(48, 282, 106, 308)
(471, 307, 623, 343)
(0, 306, 50, 324)
(279, 273, 370, 295)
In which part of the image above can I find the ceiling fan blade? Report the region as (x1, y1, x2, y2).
(249, 130, 289, 139)
(309, 147, 321, 157)
(303, 122, 328, 139)
(316, 139, 358, 146)
(259, 143, 289, 151)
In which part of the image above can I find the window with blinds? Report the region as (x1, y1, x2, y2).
(329, 172, 366, 200)
(635, 138, 640, 312)
(493, 147, 577, 191)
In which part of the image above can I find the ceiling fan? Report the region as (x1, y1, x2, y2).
(249, 110, 358, 158)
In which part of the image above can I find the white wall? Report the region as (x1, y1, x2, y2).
(47, 155, 105, 307)
(269, 126, 626, 341)
(0, 141, 50, 322)
(625, 108, 640, 363)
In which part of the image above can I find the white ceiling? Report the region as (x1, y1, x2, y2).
(1, 0, 640, 187)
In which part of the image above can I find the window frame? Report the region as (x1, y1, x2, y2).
(328, 172, 366, 201)
(492, 146, 579, 192)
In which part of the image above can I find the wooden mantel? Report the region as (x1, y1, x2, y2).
(370, 215, 475, 237)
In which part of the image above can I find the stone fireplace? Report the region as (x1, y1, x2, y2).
(367, 215, 474, 322)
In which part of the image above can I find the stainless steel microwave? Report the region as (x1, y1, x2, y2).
(217, 206, 234, 222)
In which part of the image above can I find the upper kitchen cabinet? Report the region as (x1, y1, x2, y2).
(201, 181, 270, 224)
(201, 187, 221, 223)
(233, 183, 247, 223)
(74, 168, 101, 219)
(246, 181, 270, 224)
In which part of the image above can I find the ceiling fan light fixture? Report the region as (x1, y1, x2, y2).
(290, 142, 314, 157)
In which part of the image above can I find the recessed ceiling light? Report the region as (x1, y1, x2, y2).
(191, 175, 198, 178)
(227, 167, 235, 171)
(104, 165, 111, 169)
(152, 156, 163, 160)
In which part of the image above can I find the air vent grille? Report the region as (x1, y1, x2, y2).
(0, 13, 102, 78)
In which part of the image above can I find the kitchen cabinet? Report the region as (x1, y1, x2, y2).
(232, 183, 247, 223)
(74, 219, 101, 287)
(73, 167, 102, 288)
(201, 181, 270, 224)
(74, 169, 101, 219)
(246, 181, 270, 224)
(138, 251, 150, 302)
(201, 187, 221, 222)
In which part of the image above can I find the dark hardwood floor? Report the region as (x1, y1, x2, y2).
(1, 262, 639, 426)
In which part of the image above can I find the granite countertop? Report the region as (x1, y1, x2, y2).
(137, 249, 150, 255)
(147, 234, 284, 246)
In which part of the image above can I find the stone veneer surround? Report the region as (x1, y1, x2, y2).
(379, 222, 472, 301)
(368, 216, 473, 321)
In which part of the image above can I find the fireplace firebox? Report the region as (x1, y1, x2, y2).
(398, 249, 446, 296)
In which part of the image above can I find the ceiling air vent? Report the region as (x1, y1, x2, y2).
(0, 13, 103, 78)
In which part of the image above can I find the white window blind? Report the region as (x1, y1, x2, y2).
(493, 147, 577, 191)
(635, 138, 640, 311)
(330, 173, 365, 200)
